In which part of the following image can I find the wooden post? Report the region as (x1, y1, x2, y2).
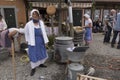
(11, 40, 16, 80)
(58, 0, 62, 36)
(68, 1, 74, 37)
(82, 9, 85, 27)
(51, 15, 55, 36)
(100, 9, 103, 21)
(92, 0, 95, 20)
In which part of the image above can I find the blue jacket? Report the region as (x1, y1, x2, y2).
(113, 13, 120, 31)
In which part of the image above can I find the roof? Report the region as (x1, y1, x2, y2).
(26, 0, 92, 3)
(31, 2, 92, 8)
(26, 0, 120, 2)
(95, 0, 120, 2)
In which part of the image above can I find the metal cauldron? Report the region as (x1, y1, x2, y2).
(66, 46, 89, 63)
(67, 63, 84, 80)
(54, 36, 74, 63)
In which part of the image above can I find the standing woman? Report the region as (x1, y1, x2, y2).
(83, 14, 93, 46)
(24, 9, 49, 76)
(103, 20, 112, 43)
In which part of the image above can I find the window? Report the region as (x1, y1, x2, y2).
(94, 9, 100, 20)
(85, 9, 91, 17)
(103, 9, 110, 19)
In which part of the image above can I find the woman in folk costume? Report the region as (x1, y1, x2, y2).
(0, 28, 24, 56)
(83, 14, 93, 46)
(24, 9, 49, 76)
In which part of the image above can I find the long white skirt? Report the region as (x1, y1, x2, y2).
(25, 48, 48, 69)
(30, 57, 47, 69)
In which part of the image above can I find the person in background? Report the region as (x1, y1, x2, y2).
(0, 14, 7, 46)
(8, 28, 24, 50)
(105, 9, 116, 43)
(24, 9, 49, 76)
(111, 12, 120, 49)
(83, 14, 93, 46)
(0, 14, 7, 32)
(92, 20, 97, 33)
(95, 18, 103, 32)
(0, 28, 24, 56)
(103, 20, 112, 43)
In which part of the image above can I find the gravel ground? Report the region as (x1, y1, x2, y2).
(0, 53, 66, 80)
(0, 33, 120, 80)
(0, 36, 66, 80)
(83, 33, 120, 80)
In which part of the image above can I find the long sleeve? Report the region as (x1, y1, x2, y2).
(24, 21, 35, 46)
(2, 19, 7, 30)
(24, 23, 29, 42)
(113, 13, 120, 31)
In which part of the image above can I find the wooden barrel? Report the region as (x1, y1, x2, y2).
(73, 30, 84, 46)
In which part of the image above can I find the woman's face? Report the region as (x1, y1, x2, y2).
(32, 11, 39, 20)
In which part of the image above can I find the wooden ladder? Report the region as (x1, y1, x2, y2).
(77, 74, 107, 80)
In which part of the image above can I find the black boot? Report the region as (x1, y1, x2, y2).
(111, 44, 114, 48)
(39, 64, 47, 68)
(30, 68, 36, 76)
(117, 44, 120, 49)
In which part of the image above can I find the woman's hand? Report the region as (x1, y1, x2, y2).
(0, 29, 4, 32)
(82, 26, 85, 28)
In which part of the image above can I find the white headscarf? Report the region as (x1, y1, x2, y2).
(30, 9, 40, 17)
(84, 14, 90, 19)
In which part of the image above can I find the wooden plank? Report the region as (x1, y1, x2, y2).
(77, 74, 107, 80)
(77, 76, 80, 80)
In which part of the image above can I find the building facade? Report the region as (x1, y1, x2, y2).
(87, 0, 120, 21)
(1, 0, 120, 28)
(0, 0, 26, 28)
(26, 0, 120, 27)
